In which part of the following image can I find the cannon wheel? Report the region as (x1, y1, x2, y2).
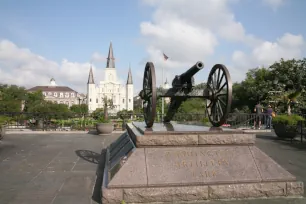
(142, 62, 157, 128)
(206, 64, 232, 127)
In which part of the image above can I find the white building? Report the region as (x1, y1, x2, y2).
(27, 78, 86, 107)
(87, 42, 134, 113)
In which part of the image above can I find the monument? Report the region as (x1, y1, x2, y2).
(93, 62, 304, 204)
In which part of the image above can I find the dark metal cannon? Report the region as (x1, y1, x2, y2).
(139, 61, 232, 128)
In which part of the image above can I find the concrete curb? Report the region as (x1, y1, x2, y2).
(6, 130, 125, 134)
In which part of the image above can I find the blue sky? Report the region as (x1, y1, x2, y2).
(0, 0, 305, 94)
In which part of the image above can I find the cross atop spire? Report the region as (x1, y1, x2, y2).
(127, 63, 133, 84)
(106, 41, 115, 68)
(87, 65, 95, 84)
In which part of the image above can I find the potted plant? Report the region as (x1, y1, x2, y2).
(273, 114, 304, 139)
(0, 116, 10, 140)
(96, 98, 115, 135)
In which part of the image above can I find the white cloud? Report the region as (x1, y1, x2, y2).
(262, 0, 287, 10)
(140, 0, 305, 84)
(139, 0, 259, 85)
(232, 33, 305, 68)
(0, 39, 103, 93)
(91, 52, 105, 62)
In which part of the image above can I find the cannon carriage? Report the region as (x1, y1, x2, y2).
(138, 61, 232, 128)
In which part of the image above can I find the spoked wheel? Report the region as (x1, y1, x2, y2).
(206, 64, 232, 127)
(142, 62, 157, 128)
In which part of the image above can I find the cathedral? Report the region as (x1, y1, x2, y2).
(87, 42, 134, 113)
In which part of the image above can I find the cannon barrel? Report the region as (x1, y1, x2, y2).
(172, 61, 204, 86)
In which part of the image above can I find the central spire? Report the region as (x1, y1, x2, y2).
(106, 41, 115, 68)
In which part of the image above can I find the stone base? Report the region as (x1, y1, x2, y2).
(102, 181, 304, 204)
(99, 123, 304, 204)
(127, 122, 256, 147)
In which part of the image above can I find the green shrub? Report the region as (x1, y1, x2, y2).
(0, 116, 11, 125)
(273, 114, 305, 126)
(96, 116, 110, 123)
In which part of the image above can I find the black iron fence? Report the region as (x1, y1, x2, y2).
(0, 112, 305, 134)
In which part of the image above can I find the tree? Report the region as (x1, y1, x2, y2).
(70, 104, 88, 115)
(0, 84, 27, 112)
(23, 90, 45, 112)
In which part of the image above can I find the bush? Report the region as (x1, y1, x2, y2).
(96, 116, 110, 123)
(0, 116, 11, 125)
(273, 114, 305, 126)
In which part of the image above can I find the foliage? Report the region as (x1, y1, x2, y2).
(0, 116, 11, 125)
(70, 104, 88, 115)
(232, 58, 306, 114)
(91, 108, 104, 120)
(99, 98, 115, 122)
(272, 114, 305, 126)
(23, 90, 44, 112)
(0, 84, 27, 112)
(178, 98, 206, 114)
(27, 101, 71, 120)
(117, 109, 133, 119)
(96, 116, 111, 123)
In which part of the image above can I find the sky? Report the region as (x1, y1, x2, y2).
(0, 0, 305, 95)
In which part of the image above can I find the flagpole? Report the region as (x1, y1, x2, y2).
(162, 60, 164, 122)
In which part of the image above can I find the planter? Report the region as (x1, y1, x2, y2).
(0, 125, 6, 140)
(273, 123, 297, 139)
(96, 123, 114, 135)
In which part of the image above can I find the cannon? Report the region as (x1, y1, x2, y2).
(138, 61, 232, 128)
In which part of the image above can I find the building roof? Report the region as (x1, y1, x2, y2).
(127, 65, 133, 84)
(88, 66, 95, 84)
(106, 41, 115, 68)
(27, 86, 77, 92)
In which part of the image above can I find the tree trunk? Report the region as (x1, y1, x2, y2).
(288, 104, 291, 115)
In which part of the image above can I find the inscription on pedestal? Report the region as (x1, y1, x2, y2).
(146, 146, 261, 186)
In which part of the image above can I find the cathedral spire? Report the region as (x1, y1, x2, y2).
(127, 63, 133, 84)
(106, 41, 115, 68)
(87, 65, 95, 84)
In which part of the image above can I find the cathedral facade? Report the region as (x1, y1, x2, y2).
(87, 42, 134, 113)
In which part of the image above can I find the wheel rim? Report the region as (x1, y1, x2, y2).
(206, 64, 232, 127)
(142, 62, 157, 128)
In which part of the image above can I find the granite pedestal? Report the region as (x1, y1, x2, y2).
(99, 122, 304, 204)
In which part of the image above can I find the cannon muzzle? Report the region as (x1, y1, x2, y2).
(172, 61, 204, 87)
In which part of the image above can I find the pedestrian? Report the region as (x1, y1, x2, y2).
(266, 104, 273, 129)
(254, 102, 263, 129)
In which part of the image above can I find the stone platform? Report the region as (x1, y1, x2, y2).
(100, 122, 304, 204)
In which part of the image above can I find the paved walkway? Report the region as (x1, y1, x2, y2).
(0, 132, 122, 204)
(0, 132, 306, 204)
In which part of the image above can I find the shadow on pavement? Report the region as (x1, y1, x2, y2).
(75, 149, 101, 164)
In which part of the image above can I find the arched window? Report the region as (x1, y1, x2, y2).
(96, 99, 98, 103)
(90, 98, 92, 102)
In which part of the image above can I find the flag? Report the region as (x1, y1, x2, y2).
(163, 53, 169, 61)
